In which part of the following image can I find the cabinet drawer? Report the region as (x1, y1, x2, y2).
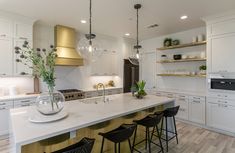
(207, 97, 235, 106)
(211, 19, 235, 36)
(14, 98, 36, 107)
(164, 93, 175, 98)
(189, 96, 205, 101)
(0, 100, 13, 110)
(208, 92, 235, 100)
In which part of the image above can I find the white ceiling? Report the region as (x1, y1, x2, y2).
(0, 0, 235, 40)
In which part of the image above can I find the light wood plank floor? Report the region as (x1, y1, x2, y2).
(1, 121, 235, 153)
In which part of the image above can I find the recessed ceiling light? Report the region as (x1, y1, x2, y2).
(80, 20, 87, 23)
(125, 33, 130, 36)
(180, 15, 188, 20)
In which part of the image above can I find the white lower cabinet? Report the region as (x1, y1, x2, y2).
(175, 95, 189, 120)
(0, 100, 13, 136)
(156, 91, 206, 125)
(207, 97, 235, 133)
(189, 96, 206, 124)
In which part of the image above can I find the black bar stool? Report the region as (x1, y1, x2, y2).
(52, 137, 95, 153)
(133, 113, 164, 153)
(156, 106, 180, 152)
(98, 124, 137, 153)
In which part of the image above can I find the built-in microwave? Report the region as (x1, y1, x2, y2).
(210, 78, 235, 91)
(208, 73, 235, 91)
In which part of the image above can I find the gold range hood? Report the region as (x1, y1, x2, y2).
(54, 25, 83, 66)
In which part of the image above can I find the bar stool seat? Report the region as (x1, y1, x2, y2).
(133, 113, 164, 153)
(52, 137, 95, 153)
(99, 124, 137, 153)
(153, 106, 180, 152)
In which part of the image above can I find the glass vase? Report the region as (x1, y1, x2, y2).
(36, 89, 65, 115)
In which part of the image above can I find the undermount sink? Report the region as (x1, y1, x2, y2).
(80, 97, 111, 104)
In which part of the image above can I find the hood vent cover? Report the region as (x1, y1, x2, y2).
(54, 25, 84, 66)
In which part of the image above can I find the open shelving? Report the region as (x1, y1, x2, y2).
(157, 74, 206, 78)
(157, 41, 206, 51)
(157, 58, 206, 63)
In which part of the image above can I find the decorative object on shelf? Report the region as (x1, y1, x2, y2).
(172, 39, 180, 46)
(173, 54, 182, 60)
(15, 41, 65, 115)
(164, 38, 172, 47)
(108, 80, 115, 87)
(157, 41, 206, 51)
(182, 55, 188, 59)
(197, 34, 204, 42)
(161, 54, 168, 60)
(199, 65, 207, 75)
(200, 52, 206, 59)
(135, 80, 147, 99)
(192, 36, 198, 43)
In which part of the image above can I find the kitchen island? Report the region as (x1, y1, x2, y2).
(10, 93, 175, 153)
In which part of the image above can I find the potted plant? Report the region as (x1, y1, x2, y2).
(135, 80, 147, 99)
(199, 65, 207, 75)
(15, 41, 65, 115)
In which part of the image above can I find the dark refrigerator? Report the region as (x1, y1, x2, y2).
(123, 59, 139, 93)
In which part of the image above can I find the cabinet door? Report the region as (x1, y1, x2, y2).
(175, 97, 189, 120)
(0, 18, 13, 38)
(0, 100, 13, 136)
(207, 102, 235, 133)
(14, 23, 33, 40)
(0, 38, 13, 76)
(211, 34, 235, 72)
(189, 99, 205, 124)
(13, 40, 32, 76)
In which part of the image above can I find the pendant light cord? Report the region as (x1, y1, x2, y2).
(136, 7, 139, 53)
(89, 0, 92, 44)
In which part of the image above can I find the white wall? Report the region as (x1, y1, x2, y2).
(140, 27, 207, 92)
(33, 23, 135, 91)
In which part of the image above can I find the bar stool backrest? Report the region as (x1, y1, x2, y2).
(136, 113, 164, 127)
(101, 124, 137, 143)
(164, 106, 180, 117)
(52, 137, 95, 153)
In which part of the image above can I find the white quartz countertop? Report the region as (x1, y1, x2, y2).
(10, 93, 174, 148)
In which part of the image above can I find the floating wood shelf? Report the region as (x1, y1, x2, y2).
(157, 41, 207, 51)
(157, 74, 206, 78)
(157, 58, 206, 63)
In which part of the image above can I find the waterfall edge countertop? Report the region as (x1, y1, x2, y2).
(10, 93, 175, 152)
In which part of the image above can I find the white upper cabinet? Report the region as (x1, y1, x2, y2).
(0, 18, 13, 38)
(210, 34, 235, 72)
(13, 40, 33, 76)
(91, 51, 118, 76)
(204, 12, 235, 73)
(0, 12, 34, 77)
(0, 38, 13, 76)
(14, 22, 33, 40)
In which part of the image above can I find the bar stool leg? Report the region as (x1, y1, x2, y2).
(156, 126, 164, 153)
(165, 117, 168, 152)
(173, 116, 178, 144)
(114, 143, 117, 153)
(132, 126, 137, 153)
(100, 137, 105, 153)
(128, 138, 132, 152)
(147, 128, 152, 153)
(118, 143, 121, 153)
(160, 118, 164, 136)
(145, 127, 148, 150)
